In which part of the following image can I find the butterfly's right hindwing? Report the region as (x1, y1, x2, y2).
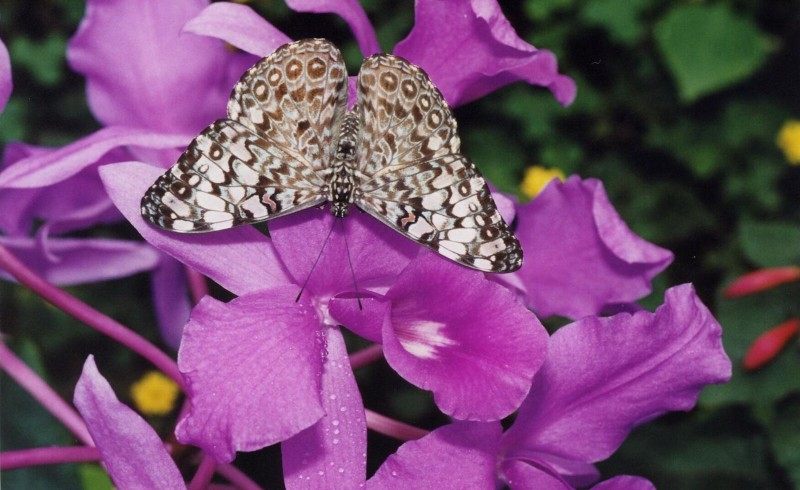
(354, 54, 523, 273)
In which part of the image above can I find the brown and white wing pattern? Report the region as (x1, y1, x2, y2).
(141, 39, 348, 232)
(354, 55, 523, 272)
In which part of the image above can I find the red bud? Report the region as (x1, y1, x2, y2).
(743, 318, 800, 371)
(724, 266, 800, 298)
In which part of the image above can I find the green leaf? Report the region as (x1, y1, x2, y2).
(768, 397, 800, 488)
(738, 221, 800, 267)
(461, 126, 526, 196)
(601, 408, 780, 489)
(654, 4, 772, 102)
(523, 0, 575, 21)
(9, 34, 67, 86)
(580, 0, 649, 45)
(78, 464, 114, 490)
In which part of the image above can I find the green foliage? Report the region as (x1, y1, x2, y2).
(739, 221, 800, 267)
(654, 4, 772, 102)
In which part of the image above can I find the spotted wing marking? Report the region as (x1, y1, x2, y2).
(141, 39, 347, 232)
(354, 55, 523, 273)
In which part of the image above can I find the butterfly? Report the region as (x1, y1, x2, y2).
(140, 38, 522, 273)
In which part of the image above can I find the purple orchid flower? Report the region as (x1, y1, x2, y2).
(100, 161, 548, 486)
(367, 285, 730, 489)
(512, 177, 674, 320)
(0, 0, 250, 344)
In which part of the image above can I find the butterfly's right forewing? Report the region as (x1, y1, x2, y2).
(141, 39, 348, 233)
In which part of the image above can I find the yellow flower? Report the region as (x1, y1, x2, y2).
(777, 120, 800, 165)
(130, 371, 180, 416)
(520, 166, 566, 198)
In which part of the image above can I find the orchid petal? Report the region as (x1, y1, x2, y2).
(502, 285, 731, 467)
(0, 236, 160, 286)
(0, 38, 11, 111)
(100, 161, 291, 295)
(176, 288, 325, 463)
(394, 0, 575, 106)
(282, 327, 367, 489)
(515, 177, 673, 319)
(590, 476, 656, 490)
(270, 209, 416, 299)
(151, 254, 192, 350)
(500, 458, 574, 490)
(329, 295, 389, 343)
(184, 2, 290, 57)
(74, 356, 185, 489)
(0, 127, 190, 188)
(383, 252, 548, 420)
(0, 143, 121, 236)
(67, 0, 236, 133)
(286, 0, 380, 56)
(368, 422, 501, 489)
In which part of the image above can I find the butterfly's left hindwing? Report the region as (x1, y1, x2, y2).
(354, 55, 523, 273)
(140, 119, 327, 232)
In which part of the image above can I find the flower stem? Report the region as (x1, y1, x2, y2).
(218, 463, 265, 490)
(0, 446, 100, 471)
(185, 266, 208, 304)
(187, 453, 217, 490)
(0, 244, 183, 388)
(0, 342, 93, 446)
(349, 344, 383, 369)
(365, 409, 428, 441)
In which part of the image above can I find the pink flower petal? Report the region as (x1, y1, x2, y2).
(286, 0, 380, 56)
(329, 295, 388, 343)
(0, 38, 11, 111)
(270, 209, 416, 299)
(0, 236, 160, 285)
(591, 476, 656, 490)
(502, 284, 731, 468)
(184, 2, 290, 57)
(73, 356, 185, 489)
(175, 288, 325, 462)
(368, 422, 502, 489)
(0, 127, 190, 188)
(394, 0, 575, 106)
(282, 327, 367, 489)
(100, 161, 291, 295)
(383, 252, 548, 420)
(150, 254, 192, 350)
(500, 458, 575, 490)
(515, 177, 673, 319)
(67, 0, 237, 133)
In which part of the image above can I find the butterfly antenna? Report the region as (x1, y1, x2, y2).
(339, 218, 363, 310)
(296, 218, 337, 303)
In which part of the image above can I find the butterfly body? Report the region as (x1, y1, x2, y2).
(141, 39, 523, 273)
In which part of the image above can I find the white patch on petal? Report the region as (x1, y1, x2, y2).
(397, 320, 457, 359)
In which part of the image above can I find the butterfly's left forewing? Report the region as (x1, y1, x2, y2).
(354, 55, 523, 272)
(141, 39, 348, 233)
